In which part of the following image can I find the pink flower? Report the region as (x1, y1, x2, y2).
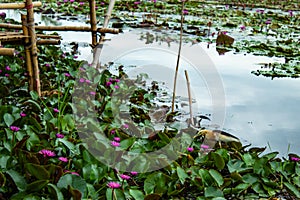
(5, 74, 9, 77)
(134, 1, 141, 5)
(45, 63, 51, 67)
(111, 141, 120, 147)
(0, 70, 2, 73)
(123, 124, 129, 129)
(10, 126, 20, 132)
(120, 174, 130, 180)
(79, 2, 84, 6)
(110, 130, 116, 134)
(85, 79, 91, 83)
(114, 79, 120, 83)
(200, 144, 210, 149)
(114, 85, 119, 89)
(152, 0, 156, 2)
(187, 147, 194, 152)
(20, 112, 26, 117)
(70, 0, 75, 2)
(106, 81, 112, 87)
(39, 149, 56, 157)
(240, 25, 246, 31)
(5, 66, 11, 71)
(64, 0, 68, 3)
(90, 91, 96, 95)
(64, 170, 79, 176)
(100, 2, 105, 5)
(56, 133, 64, 138)
(73, 55, 78, 59)
(107, 181, 121, 189)
(288, 10, 293, 17)
(130, 171, 138, 176)
(183, 9, 188, 15)
(79, 78, 85, 83)
(59, 157, 68, 162)
(53, 108, 59, 113)
(114, 137, 120, 142)
(291, 157, 300, 162)
(64, 73, 71, 77)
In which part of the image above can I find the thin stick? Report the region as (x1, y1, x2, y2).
(21, 14, 34, 92)
(171, 0, 185, 112)
(91, 0, 116, 68)
(89, 0, 97, 47)
(26, 0, 41, 96)
(184, 70, 193, 126)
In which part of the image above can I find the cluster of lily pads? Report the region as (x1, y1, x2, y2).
(1, 43, 300, 199)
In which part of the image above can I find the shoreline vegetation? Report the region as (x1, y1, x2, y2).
(0, 0, 299, 199)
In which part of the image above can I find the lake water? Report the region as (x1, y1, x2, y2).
(3, 10, 300, 157)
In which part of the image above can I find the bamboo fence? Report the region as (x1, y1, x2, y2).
(0, 0, 119, 96)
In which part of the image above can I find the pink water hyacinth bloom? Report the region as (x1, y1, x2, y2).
(20, 112, 26, 117)
(200, 144, 210, 149)
(73, 55, 78, 59)
(53, 108, 59, 113)
(90, 91, 96, 95)
(187, 147, 194, 152)
(64, 0, 68, 3)
(107, 181, 121, 189)
(10, 126, 20, 132)
(114, 137, 121, 142)
(114, 85, 119, 89)
(64, 73, 71, 77)
(39, 149, 56, 157)
(45, 63, 51, 67)
(291, 157, 300, 162)
(59, 157, 68, 162)
(183, 9, 188, 15)
(5, 66, 11, 71)
(123, 124, 129, 129)
(71, 172, 80, 176)
(110, 129, 116, 134)
(100, 2, 105, 5)
(56, 133, 64, 138)
(115, 79, 120, 83)
(85, 79, 91, 83)
(134, 1, 141, 5)
(5, 74, 9, 77)
(130, 171, 138, 176)
(70, 0, 74, 2)
(240, 25, 246, 31)
(0, 70, 2, 73)
(106, 81, 112, 87)
(120, 174, 131, 180)
(111, 141, 120, 147)
(79, 78, 85, 83)
(288, 10, 293, 17)
(79, 2, 84, 6)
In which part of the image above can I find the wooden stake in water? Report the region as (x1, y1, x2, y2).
(184, 70, 194, 126)
(89, 0, 97, 47)
(171, 0, 185, 112)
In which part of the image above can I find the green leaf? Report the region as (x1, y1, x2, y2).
(211, 152, 225, 170)
(209, 169, 224, 187)
(6, 169, 27, 191)
(284, 182, 300, 198)
(48, 183, 64, 200)
(242, 153, 254, 166)
(57, 138, 75, 151)
(177, 166, 188, 184)
(158, 131, 171, 144)
(25, 163, 50, 180)
(144, 172, 167, 195)
(242, 173, 258, 184)
(129, 189, 145, 200)
(57, 174, 87, 197)
(26, 179, 49, 192)
(4, 113, 14, 127)
(120, 137, 136, 150)
(204, 186, 223, 198)
(199, 169, 214, 186)
(30, 91, 39, 101)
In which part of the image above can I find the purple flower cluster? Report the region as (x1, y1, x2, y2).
(39, 149, 56, 157)
(10, 126, 20, 132)
(105, 77, 120, 88)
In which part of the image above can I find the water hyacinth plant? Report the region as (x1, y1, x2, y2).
(0, 0, 300, 199)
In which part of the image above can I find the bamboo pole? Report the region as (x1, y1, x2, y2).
(91, 0, 116, 69)
(22, 14, 34, 92)
(89, 0, 97, 47)
(37, 39, 60, 45)
(0, 35, 29, 41)
(26, 0, 41, 96)
(0, 2, 42, 9)
(36, 34, 61, 39)
(0, 23, 119, 34)
(171, 0, 185, 112)
(184, 70, 194, 126)
(0, 48, 15, 56)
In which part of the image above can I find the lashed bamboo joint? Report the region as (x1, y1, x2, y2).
(0, 23, 119, 34)
(0, 48, 15, 56)
(0, 2, 42, 9)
